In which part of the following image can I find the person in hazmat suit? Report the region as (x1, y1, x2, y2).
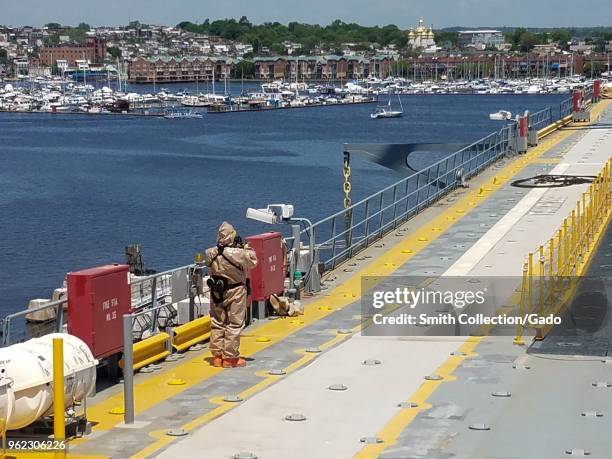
(204, 222, 258, 368)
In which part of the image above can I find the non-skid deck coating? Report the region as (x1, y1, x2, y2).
(65, 99, 611, 459)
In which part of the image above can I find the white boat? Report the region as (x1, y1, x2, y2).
(370, 96, 403, 119)
(164, 109, 203, 119)
(181, 95, 208, 107)
(489, 110, 512, 121)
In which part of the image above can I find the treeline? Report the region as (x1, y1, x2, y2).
(505, 28, 612, 52)
(177, 17, 408, 54)
(177, 18, 612, 55)
(43, 22, 91, 45)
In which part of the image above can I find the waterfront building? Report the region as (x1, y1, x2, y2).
(127, 56, 237, 83)
(457, 30, 505, 49)
(254, 55, 392, 81)
(39, 37, 106, 67)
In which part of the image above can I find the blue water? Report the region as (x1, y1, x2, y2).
(0, 93, 566, 314)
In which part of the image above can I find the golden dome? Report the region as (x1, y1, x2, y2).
(427, 27, 434, 38)
(408, 29, 415, 38)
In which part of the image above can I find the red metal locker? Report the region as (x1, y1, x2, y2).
(67, 264, 131, 359)
(246, 232, 285, 301)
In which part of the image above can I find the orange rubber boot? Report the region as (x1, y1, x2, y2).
(212, 355, 223, 367)
(222, 357, 247, 368)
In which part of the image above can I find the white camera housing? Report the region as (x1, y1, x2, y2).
(267, 204, 294, 220)
(246, 207, 277, 224)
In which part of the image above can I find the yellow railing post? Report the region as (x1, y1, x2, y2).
(587, 187, 593, 245)
(549, 238, 555, 302)
(557, 228, 563, 288)
(571, 209, 576, 272)
(528, 252, 534, 314)
(576, 201, 582, 260)
(563, 218, 569, 276)
(53, 337, 65, 458)
(582, 193, 587, 254)
(539, 245, 545, 316)
(514, 262, 528, 346)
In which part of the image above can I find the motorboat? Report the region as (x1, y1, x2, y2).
(489, 110, 512, 121)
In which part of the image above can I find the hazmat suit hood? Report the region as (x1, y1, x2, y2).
(217, 221, 237, 247)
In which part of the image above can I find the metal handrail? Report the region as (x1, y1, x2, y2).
(1, 264, 197, 347)
(560, 97, 573, 119)
(302, 125, 512, 271)
(1, 298, 66, 346)
(529, 107, 553, 131)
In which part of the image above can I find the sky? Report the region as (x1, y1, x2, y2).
(1, 0, 611, 28)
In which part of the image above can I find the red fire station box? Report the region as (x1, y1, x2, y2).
(67, 264, 131, 359)
(246, 232, 285, 301)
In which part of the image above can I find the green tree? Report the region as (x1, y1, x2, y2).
(583, 61, 606, 77)
(0, 48, 8, 65)
(234, 59, 255, 78)
(77, 22, 91, 31)
(551, 29, 570, 45)
(435, 31, 458, 48)
(519, 32, 538, 52)
(107, 46, 122, 58)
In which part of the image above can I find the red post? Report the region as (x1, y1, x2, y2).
(572, 90, 582, 113)
(519, 115, 528, 138)
(593, 80, 601, 101)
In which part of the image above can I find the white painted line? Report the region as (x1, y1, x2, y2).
(444, 163, 570, 276)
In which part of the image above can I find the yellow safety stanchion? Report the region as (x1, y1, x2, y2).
(514, 262, 528, 346)
(576, 202, 582, 260)
(53, 337, 66, 458)
(548, 238, 555, 307)
(563, 218, 569, 276)
(528, 253, 534, 314)
(538, 245, 545, 317)
(556, 228, 563, 289)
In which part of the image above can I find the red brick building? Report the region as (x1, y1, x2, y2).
(39, 37, 106, 67)
(254, 55, 393, 81)
(128, 56, 237, 83)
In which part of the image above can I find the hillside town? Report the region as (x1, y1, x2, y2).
(0, 18, 611, 83)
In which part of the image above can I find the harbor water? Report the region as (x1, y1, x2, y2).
(0, 93, 566, 315)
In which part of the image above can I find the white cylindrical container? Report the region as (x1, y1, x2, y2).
(0, 374, 13, 435)
(0, 333, 97, 430)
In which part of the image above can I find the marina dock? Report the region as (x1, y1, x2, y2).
(55, 97, 612, 458)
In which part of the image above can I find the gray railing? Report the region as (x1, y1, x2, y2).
(1, 264, 197, 347)
(528, 107, 553, 131)
(1, 298, 67, 347)
(304, 125, 513, 271)
(560, 97, 573, 119)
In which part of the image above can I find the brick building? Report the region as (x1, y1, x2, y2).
(127, 56, 237, 83)
(39, 37, 106, 67)
(254, 55, 393, 80)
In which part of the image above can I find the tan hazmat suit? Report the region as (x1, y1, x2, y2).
(204, 222, 258, 359)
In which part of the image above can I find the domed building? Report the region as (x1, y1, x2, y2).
(407, 18, 436, 50)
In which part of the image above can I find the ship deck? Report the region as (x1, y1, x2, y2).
(64, 99, 612, 459)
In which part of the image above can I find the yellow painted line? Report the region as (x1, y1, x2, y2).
(73, 99, 610, 456)
(353, 337, 482, 459)
(129, 323, 363, 459)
